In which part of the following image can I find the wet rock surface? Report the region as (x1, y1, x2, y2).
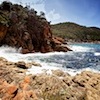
(0, 57, 100, 100)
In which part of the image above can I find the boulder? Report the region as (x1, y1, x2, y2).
(6, 85, 18, 95)
(52, 37, 62, 45)
(54, 45, 72, 52)
(53, 36, 65, 44)
(15, 61, 28, 69)
(0, 58, 100, 100)
(52, 69, 67, 77)
(0, 78, 39, 100)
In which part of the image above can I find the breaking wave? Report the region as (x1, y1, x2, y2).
(0, 43, 100, 75)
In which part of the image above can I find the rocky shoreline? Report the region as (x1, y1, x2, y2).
(0, 1, 71, 54)
(0, 57, 100, 100)
(0, 2, 100, 100)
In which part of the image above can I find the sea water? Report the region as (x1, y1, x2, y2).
(0, 43, 100, 76)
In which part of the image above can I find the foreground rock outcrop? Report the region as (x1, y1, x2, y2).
(0, 57, 100, 100)
(0, 1, 71, 53)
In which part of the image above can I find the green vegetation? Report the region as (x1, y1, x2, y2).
(51, 22, 100, 42)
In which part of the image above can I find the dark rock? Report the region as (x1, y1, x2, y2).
(0, 1, 71, 53)
(15, 61, 27, 69)
(0, 24, 7, 43)
(54, 45, 72, 52)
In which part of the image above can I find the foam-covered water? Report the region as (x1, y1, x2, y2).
(0, 43, 100, 75)
(68, 43, 100, 52)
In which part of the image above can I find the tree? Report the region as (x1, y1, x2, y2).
(40, 11, 45, 18)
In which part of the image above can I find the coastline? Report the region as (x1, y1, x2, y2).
(66, 40, 100, 45)
(0, 57, 100, 100)
(0, 1, 100, 100)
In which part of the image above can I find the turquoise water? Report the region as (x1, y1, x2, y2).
(69, 43, 100, 52)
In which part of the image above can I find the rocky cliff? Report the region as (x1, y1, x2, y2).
(0, 1, 71, 53)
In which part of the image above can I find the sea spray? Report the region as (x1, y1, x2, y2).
(0, 44, 100, 75)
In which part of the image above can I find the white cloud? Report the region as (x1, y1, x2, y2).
(0, 0, 61, 24)
(46, 9, 61, 23)
(0, 0, 46, 13)
(31, 3, 46, 14)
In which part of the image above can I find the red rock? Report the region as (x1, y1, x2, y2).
(13, 92, 24, 100)
(6, 85, 18, 94)
(0, 24, 7, 42)
(0, 2, 71, 54)
(54, 45, 72, 52)
(24, 76, 31, 84)
(52, 37, 62, 45)
(53, 36, 64, 43)
(21, 48, 30, 54)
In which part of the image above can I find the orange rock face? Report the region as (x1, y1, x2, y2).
(7, 85, 18, 94)
(0, 77, 38, 100)
(0, 24, 7, 42)
(0, 57, 100, 100)
(0, 2, 71, 53)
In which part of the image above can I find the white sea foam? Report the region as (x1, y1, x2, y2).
(69, 45, 93, 52)
(0, 46, 64, 75)
(0, 45, 19, 53)
(0, 45, 99, 76)
(26, 64, 60, 75)
(27, 66, 100, 76)
(94, 52, 100, 56)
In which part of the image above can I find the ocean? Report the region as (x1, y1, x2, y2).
(0, 43, 100, 76)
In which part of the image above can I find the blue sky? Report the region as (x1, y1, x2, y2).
(0, 0, 100, 27)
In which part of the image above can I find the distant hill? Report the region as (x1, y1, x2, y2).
(51, 22, 100, 42)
